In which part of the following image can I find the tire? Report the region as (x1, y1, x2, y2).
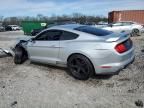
(14, 47, 25, 64)
(67, 54, 94, 80)
(131, 29, 140, 36)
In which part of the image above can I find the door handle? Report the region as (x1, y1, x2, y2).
(49, 45, 60, 48)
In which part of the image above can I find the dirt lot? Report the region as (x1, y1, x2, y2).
(0, 31, 144, 108)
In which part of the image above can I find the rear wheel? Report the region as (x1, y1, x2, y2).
(67, 54, 94, 80)
(131, 29, 140, 36)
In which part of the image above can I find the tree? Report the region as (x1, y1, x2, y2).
(1, 13, 108, 26)
(0, 16, 3, 23)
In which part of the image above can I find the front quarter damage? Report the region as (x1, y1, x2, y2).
(0, 36, 33, 57)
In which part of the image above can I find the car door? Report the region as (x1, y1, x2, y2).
(58, 30, 79, 64)
(27, 30, 62, 64)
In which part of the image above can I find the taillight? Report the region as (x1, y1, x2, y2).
(115, 43, 127, 53)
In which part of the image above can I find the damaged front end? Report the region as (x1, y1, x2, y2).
(0, 38, 30, 57)
(0, 48, 14, 57)
(13, 39, 30, 64)
(0, 36, 31, 64)
(12, 36, 34, 55)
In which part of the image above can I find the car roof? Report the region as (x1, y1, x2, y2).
(49, 24, 83, 30)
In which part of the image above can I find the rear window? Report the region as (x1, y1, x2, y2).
(74, 26, 113, 36)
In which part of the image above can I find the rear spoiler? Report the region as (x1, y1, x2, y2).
(106, 33, 130, 42)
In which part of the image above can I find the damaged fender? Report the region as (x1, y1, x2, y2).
(0, 48, 14, 56)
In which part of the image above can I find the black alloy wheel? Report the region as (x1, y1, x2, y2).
(68, 54, 94, 80)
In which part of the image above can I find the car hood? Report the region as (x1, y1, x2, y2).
(16, 36, 35, 41)
(12, 36, 35, 48)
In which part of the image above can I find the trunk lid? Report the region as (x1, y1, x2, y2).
(105, 33, 130, 42)
(105, 32, 130, 42)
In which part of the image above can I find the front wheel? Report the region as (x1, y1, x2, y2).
(14, 47, 27, 64)
(67, 54, 94, 80)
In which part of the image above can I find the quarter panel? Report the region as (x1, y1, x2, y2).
(59, 39, 117, 65)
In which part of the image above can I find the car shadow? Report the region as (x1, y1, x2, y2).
(92, 74, 113, 80)
(141, 49, 144, 52)
(30, 62, 66, 70)
(31, 61, 115, 80)
(0, 54, 11, 58)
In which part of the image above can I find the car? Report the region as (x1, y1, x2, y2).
(92, 21, 108, 28)
(0, 26, 5, 32)
(5, 25, 13, 31)
(8, 25, 21, 31)
(12, 24, 134, 80)
(102, 21, 144, 36)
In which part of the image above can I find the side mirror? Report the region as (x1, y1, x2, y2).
(31, 37, 36, 41)
(30, 38, 36, 43)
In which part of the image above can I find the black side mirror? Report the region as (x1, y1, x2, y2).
(30, 38, 36, 43)
(32, 37, 36, 41)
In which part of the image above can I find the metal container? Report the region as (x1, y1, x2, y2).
(108, 10, 144, 24)
(21, 21, 47, 35)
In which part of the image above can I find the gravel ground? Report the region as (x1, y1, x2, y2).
(0, 31, 144, 108)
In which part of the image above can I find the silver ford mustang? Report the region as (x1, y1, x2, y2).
(13, 24, 134, 80)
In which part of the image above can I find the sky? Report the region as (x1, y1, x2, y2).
(0, 0, 144, 17)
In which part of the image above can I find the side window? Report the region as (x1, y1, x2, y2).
(35, 30, 62, 41)
(60, 31, 79, 40)
(113, 23, 123, 26)
(35, 31, 48, 40)
(122, 22, 132, 26)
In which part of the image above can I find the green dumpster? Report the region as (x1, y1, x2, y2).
(21, 21, 47, 35)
